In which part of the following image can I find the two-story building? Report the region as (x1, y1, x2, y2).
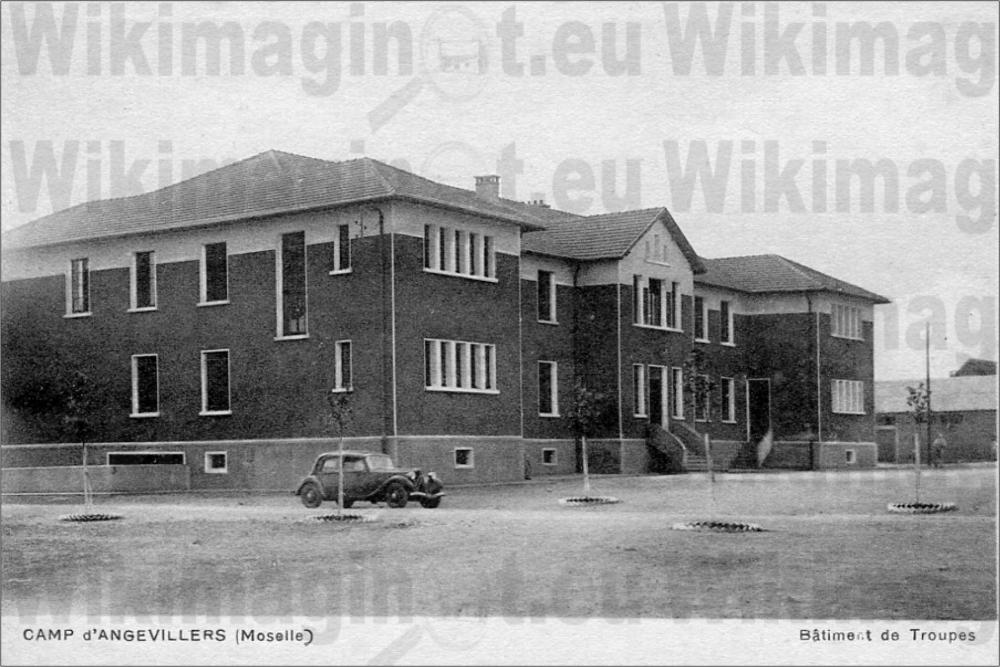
(0, 150, 889, 492)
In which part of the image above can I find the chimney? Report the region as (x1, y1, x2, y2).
(475, 175, 500, 200)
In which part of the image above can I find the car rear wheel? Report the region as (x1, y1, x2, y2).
(420, 497, 441, 509)
(300, 483, 323, 509)
(385, 482, 408, 508)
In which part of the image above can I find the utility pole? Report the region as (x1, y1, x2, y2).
(925, 322, 932, 467)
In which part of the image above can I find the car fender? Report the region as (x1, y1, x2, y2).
(294, 476, 322, 497)
(376, 474, 415, 496)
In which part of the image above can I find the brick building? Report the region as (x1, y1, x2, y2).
(1, 151, 889, 492)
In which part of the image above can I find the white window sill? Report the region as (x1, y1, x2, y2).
(425, 387, 499, 395)
(199, 410, 232, 417)
(329, 387, 353, 393)
(542, 462, 557, 466)
(634, 323, 683, 333)
(672, 414, 684, 420)
(831, 334, 865, 341)
(453, 465, 475, 469)
(423, 268, 497, 283)
(720, 341, 736, 347)
(695, 338, 710, 344)
(328, 268, 352, 276)
(539, 412, 561, 418)
(694, 418, 710, 423)
(198, 300, 230, 308)
(722, 419, 737, 424)
(833, 411, 867, 415)
(128, 307, 157, 313)
(64, 312, 92, 319)
(205, 469, 229, 474)
(633, 413, 648, 419)
(275, 334, 310, 342)
(130, 412, 160, 419)
(538, 319, 559, 326)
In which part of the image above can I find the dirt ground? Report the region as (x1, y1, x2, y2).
(2, 466, 996, 621)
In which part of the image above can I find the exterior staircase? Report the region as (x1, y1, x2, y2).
(668, 421, 729, 473)
(683, 453, 729, 472)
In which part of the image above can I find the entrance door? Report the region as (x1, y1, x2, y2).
(747, 379, 771, 443)
(648, 366, 665, 428)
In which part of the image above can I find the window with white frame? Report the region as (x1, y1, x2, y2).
(454, 447, 474, 468)
(720, 300, 734, 344)
(130, 354, 159, 417)
(671, 367, 684, 418)
(537, 270, 556, 323)
(542, 448, 557, 465)
(538, 361, 559, 416)
(201, 242, 229, 304)
(694, 296, 709, 341)
(424, 339, 496, 392)
(695, 374, 711, 422)
(130, 251, 157, 310)
(831, 303, 863, 340)
(633, 275, 676, 328)
(330, 223, 351, 273)
(832, 379, 865, 414)
(633, 364, 647, 417)
(666, 282, 680, 329)
(278, 231, 307, 337)
(333, 340, 352, 391)
(205, 451, 228, 474)
(67, 258, 90, 315)
(720, 377, 736, 422)
(645, 233, 669, 264)
(201, 349, 231, 415)
(423, 224, 495, 279)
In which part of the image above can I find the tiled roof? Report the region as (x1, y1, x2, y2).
(952, 358, 997, 377)
(696, 254, 890, 303)
(521, 207, 706, 272)
(875, 376, 997, 413)
(2, 150, 547, 249)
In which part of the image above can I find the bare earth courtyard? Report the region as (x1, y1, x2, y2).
(2, 466, 996, 621)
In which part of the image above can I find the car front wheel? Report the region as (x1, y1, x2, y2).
(385, 482, 408, 508)
(300, 483, 323, 509)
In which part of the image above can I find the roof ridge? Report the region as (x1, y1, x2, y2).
(364, 158, 398, 196)
(772, 254, 825, 290)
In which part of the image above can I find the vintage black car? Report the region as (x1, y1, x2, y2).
(294, 450, 445, 509)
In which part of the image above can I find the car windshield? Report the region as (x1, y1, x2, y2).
(365, 454, 396, 471)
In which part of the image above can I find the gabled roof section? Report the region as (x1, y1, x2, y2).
(952, 358, 997, 377)
(521, 207, 706, 273)
(875, 376, 997, 413)
(3, 150, 547, 249)
(696, 254, 890, 304)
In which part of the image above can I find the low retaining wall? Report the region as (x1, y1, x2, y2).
(763, 441, 877, 470)
(2, 465, 190, 495)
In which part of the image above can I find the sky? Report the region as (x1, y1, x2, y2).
(2, 1, 997, 381)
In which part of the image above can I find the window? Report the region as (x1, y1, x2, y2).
(538, 361, 558, 416)
(131, 354, 159, 417)
(424, 339, 497, 393)
(107, 452, 184, 465)
(537, 270, 556, 323)
(633, 275, 675, 328)
(278, 231, 307, 337)
(131, 251, 156, 310)
(832, 303, 863, 340)
(67, 258, 90, 315)
(647, 278, 663, 326)
(695, 375, 710, 422)
(694, 296, 708, 341)
(832, 379, 865, 414)
(330, 224, 351, 273)
(666, 282, 680, 329)
(542, 448, 557, 465)
(845, 449, 856, 464)
(671, 367, 684, 418)
(205, 451, 228, 474)
(201, 242, 229, 304)
(720, 300, 733, 344)
(645, 234, 669, 264)
(633, 364, 647, 417)
(454, 448, 474, 468)
(720, 377, 735, 423)
(333, 340, 352, 391)
(423, 224, 494, 279)
(201, 349, 231, 415)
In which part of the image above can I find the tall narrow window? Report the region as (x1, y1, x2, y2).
(721, 377, 735, 422)
(331, 223, 351, 272)
(279, 231, 307, 337)
(832, 379, 865, 414)
(131, 251, 156, 310)
(469, 232, 480, 275)
(483, 235, 494, 278)
(201, 349, 231, 415)
(68, 258, 90, 314)
(202, 242, 229, 304)
(537, 270, 556, 322)
(438, 227, 448, 271)
(633, 275, 642, 324)
(424, 225, 434, 269)
(720, 300, 733, 344)
(131, 354, 159, 417)
(538, 361, 558, 416)
(669, 282, 681, 329)
(694, 296, 708, 341)
(454, 229, 464, 274)
(648, 279, 663, 326)
(633, 364, 647, 417)
(671, 367, 684, 418)
(695, 375, 710, 421)
(334, 340, 352, 391)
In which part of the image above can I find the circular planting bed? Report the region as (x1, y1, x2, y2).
(671, 521, 764, 533)
(558, 496, 621, 506)
(313, 513, 378, 523)
(887, 502, 957, 514)
(60, 514, 123, 523)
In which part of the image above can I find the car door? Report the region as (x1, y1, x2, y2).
(340, 455, 368, 499)
(317, 456, 341, 498)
